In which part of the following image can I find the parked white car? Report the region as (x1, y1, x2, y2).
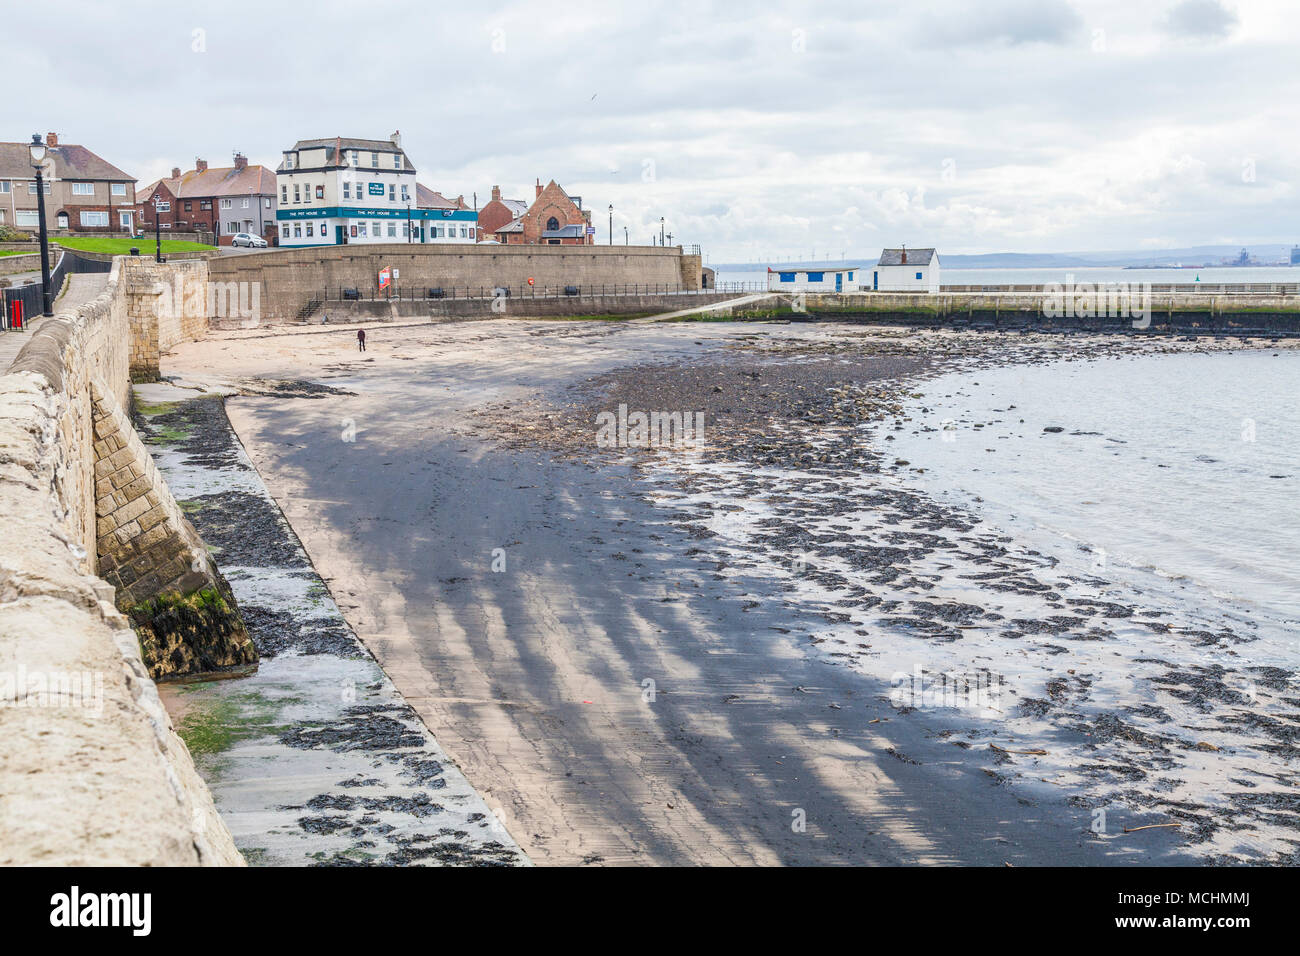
(231, 233, 267, 248)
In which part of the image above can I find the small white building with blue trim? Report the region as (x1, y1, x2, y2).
(767, 265, 863, 293)
(870, 247, 940, 292)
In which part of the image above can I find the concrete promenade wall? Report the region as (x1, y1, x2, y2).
(0, 257, 243, 864)
(208, 243, 701, 325)
(301, 290, 743, 325)
(796, 291, 1300, 332)
(0, 253, 41, 277)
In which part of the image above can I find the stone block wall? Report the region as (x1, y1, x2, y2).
(0, 368, 241, 864)
(91, 381, 256, 679)
(207, 242, 700, 325)
(0, 255, 245, 863)
(123, 257, 210, 381)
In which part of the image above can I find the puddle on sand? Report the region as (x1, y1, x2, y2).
(138, 385, 526, 866)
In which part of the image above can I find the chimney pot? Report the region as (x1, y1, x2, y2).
(535, 178, 542, 198)
(233, 153, 247, 170)
(45, 132, 58, 147)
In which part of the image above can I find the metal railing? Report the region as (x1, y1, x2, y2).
(2, 251, 111, 331)
(939, 283, 1300, 295)
(318, 280, 766, 302)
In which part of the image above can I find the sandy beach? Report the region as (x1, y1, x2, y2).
(161, 319, 1300, 865)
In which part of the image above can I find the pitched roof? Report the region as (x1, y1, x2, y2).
(415, 183, 465, 209)
(495, 218, 524, 233)
(877, 247, 937, 266)
(0, 141, 134, 182)
(139, 163, 276, 202)
(280, 136, 415, 171)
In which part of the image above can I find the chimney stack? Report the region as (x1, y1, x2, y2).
(901, 245, 907, 265)
(171, 167, 181, 180)
(195, 158, 208, 173)
(491, 185, 501, 202)
(535, 178, 542, 198)
(46, 132, 59, 147)
(390, 129, 402, 148)
(233, 153, 247, 170)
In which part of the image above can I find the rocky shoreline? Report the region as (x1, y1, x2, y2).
(467, 326, 1300, 864)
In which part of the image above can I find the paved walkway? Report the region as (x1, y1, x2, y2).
(1, 272, 108, 372)
(637, 292, 784, 322)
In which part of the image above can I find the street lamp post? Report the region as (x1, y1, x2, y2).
(608, 203, 613, 246)
(659, 217, 665, 247)
(623, 226, 628, 246)
(27, 135, 53, 317)
(406, 204, 412, 243)
(153, 196, 163, 263)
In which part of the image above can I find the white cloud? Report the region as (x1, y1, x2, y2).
(4, 0, 1297, 259)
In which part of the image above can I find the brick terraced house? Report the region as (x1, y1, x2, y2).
(0, 132, 138, 234)
(138, 153, 277, 245)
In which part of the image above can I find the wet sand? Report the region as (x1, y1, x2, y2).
(162, 320, 1298, 865)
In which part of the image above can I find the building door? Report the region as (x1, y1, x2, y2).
(873, 271, 878, 291)
(57, 213, 68, 229)
(835, 272, 843, 292)
(335, 226, 345, 245)
(119, 211, 133, 232)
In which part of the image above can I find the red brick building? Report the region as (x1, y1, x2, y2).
(486, 179, 593, 245)
(138, 154, 277, 244)
(476, 185, 529, 240)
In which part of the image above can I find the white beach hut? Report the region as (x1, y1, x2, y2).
(870, 248, 941, 292)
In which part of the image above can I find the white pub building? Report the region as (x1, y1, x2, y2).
(275, 132, 476, 247)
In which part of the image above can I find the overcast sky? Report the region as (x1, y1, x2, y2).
(8, 0, 1297, 261)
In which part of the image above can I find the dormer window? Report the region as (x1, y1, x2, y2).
(393, 153, 401, 169)
(285, 155, 294, 170)
(371, 152, 379, 168)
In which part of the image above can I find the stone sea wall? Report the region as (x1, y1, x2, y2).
(0, 257, 245, 865)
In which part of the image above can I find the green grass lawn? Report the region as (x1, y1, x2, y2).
(52, 237, 216, 254)
(0, 249, 36, 258)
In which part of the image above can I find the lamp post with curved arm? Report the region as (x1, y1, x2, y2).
(27, 134, 53, 316)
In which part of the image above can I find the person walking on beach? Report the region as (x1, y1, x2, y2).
(357, 328, 366, 352)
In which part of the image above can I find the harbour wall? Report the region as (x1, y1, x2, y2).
(207, 243, 704, 325)
(789, 292, 1300, 334)
(0, 257, 246, 864)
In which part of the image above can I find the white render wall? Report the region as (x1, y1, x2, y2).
(872, 258, 942, 293)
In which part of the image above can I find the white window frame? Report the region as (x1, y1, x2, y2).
(111, 183, 127, 197)
(71, 182, 94, 196)
(221, 198, 232, 209)
(79, 210, 109, 227)
(242, 197, 250, 209)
